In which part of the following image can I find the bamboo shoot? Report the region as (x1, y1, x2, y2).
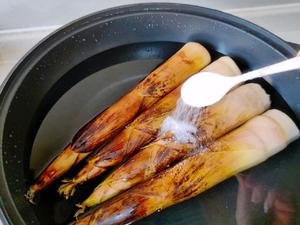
(75, 109, 299, 225)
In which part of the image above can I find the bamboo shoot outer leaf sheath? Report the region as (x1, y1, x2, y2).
(77, 82, 271, 213)
(75, 109, 299, 225)
(25, 42, 211, 202)
(58, 56, 241, 198)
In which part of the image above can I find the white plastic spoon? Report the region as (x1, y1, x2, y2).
(181, 51, 300, 107)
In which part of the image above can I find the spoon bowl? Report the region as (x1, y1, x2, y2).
(182, 52, 300, 108)
(181, 72, 236, 107)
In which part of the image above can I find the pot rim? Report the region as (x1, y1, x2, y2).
(0, 3, 297, 225)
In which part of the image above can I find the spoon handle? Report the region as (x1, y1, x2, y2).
(236, 51, 300, 83)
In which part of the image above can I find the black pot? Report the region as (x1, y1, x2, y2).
(1, 3, 300, 225)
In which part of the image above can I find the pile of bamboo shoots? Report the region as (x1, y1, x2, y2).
(25, 42, 300, 225)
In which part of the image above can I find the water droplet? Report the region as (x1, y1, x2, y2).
(5, 160, 8, 164)
(9, 134, 13, 138)
(82, 38, 86, 42)
(14, 144, 17, 148)
(296, 76, 299, 80)
(157, 208, 162, 212)
(132, 27, 137, 31)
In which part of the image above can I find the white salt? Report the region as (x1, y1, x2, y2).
(160, 98, 204, 144)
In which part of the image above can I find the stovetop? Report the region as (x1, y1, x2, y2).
(0, 1, 300, 86)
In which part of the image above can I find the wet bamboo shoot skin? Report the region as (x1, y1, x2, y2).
(75, 110, 299, 225)
(58, 56, 241, 198)
(26, 42, 211, 202)
(78, 82, 271, 212)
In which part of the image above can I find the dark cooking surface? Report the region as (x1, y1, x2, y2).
(0, 3, 300, 225)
